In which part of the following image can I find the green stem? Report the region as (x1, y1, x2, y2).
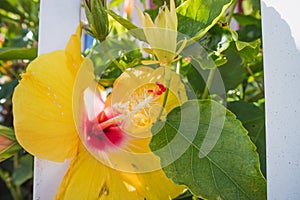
(103, 0, 107, 7)
(246, 65, 264, 94)
(176, 61, 181, 74)
(201, 68, 216, 99)
(13, 154, 22, 200)
(0, 167, 19, 200)
(227, 0, 238, 24)
(100, 42, 125, 72)
(157, 65, 172, 121)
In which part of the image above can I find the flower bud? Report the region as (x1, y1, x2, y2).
(84, 0, 109, 42)
(124, 0, 134, 16)
(0, 125, 21, 162)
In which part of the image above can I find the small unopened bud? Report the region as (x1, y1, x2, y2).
(0, 125, 21, 162)
(84, 0, 109, 42)
(124, 0, 134, 16)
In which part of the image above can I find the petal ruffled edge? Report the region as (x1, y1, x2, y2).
(56, 143, 185, 200)
(13, 26, 83, 162)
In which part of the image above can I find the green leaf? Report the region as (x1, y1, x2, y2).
(106, 10, 146, 41)
(0, 125, 15, 140)
(0, 47, 37, 60)
(0, 143, 22, 162)
(233, 13, 261, 27)
(186, 44, 248, 98)
(144, 8, 159, 21)
(217, 44, 248, 90)
(0, 79, 19, 99)
(177, 0, 232, 41)
(236, 39, 260, 51)
(90, 36, 142, 77)
(201, 23, 238, 59)
(108, 0, 124, 8)
(242, 0, 261, 15)
(186, 66, 207, 98)
(227, 101, 266, 176)
(237, 25, 262, 42)
(0, 125, 22, 162)
(151, 100, 266, 199)
(12, 154, 33, 186)
(236, 39, 261, 66)
(107, 10, 138, 30)
(173, 190, 195, 200)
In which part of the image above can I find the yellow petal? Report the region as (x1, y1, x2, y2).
(109, 66, 155, 106)
(56, 143, 184, 199)
(168, 0, 177, 31)
(121, 170, 185, 199)
(66, 23, 83, 70)
(13, 28, 83, 162)
(155, 4, 167, 28)
(72, 58, 102, 133)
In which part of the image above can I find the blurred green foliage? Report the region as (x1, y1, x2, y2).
(0, 0, 39, 199)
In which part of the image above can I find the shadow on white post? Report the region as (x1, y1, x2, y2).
(34, 0, 81, 199)
(261, 0, 300, 199)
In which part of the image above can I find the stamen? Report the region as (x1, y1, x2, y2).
(112, 82, 167, 129)
(98, 115, 122, 130)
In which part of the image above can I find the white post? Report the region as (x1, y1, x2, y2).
(261, 0, 300, 199)
(34, 0, 80, 199)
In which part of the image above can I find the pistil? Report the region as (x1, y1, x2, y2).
(98, 115, 122, 130)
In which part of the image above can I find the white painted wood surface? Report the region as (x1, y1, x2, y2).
(34, 0, 81, 199)
(261, 1, 300, 199)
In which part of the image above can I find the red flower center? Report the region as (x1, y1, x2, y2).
(80, 81, 166, 152)
(83, 107, 125, 151)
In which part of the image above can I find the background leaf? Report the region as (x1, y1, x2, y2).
(0, 47, 37, 60)
(151, 100, 266, 199)
(233, 13, 261, 27)
(177, 0, 232, 40)
(227, 101, 266, 176)
(12, 154, 33, 186)
(185, 43, 248, 98)
(0, 143, 22, 162)
(0, 79, 19, 100)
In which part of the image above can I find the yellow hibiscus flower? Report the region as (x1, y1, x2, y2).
(137, 0, 186, 66)
(12, 26, 187, 199)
